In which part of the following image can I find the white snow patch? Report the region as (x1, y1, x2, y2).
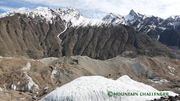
(157, 35, 160, 41)
(169, 72, 174, 76)
(24, 73, 39, 91)
(0, 87, 3, 91)
(148, 25, 156, 29)
(57, 23, 67, 39)
(38, 57, 59, 65)
(44, 87, 49, 90)
(3, 83, 8, 91)
(168, 66, 175, 73)
(10, 84, 16, 90)
(19, 97, 26, 100)
(22, 62, 31, 71)
(146, 29, 151, 33)
(5, 57, 14, 59)
(40, 75, 177, 101)
(148, 79, 169, 84)
(137, 23, 141, 28)
(159, 27, 166, 31)
(17, 81, 20, 85)
(51, 67, 57, 79)
(125, 14, 134, 20)
(22, 62, 39, 91)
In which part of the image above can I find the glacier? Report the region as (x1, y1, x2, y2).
(40, 75, 177, 101)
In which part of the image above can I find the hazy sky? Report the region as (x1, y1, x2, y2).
(0, 0, 180, 19)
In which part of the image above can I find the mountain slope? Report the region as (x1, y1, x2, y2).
(0, 13, 65, 58)
(0, 7, 175, 59)
(60, 24, 174, 59)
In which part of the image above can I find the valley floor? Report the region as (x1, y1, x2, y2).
(0, 55, 180, 100)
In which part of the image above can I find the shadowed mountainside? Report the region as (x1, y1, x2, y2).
(60, 25, 174, 60)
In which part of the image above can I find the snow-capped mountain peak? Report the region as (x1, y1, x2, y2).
(102, 13, 122, 21)
(102, 13, 126, 24)
(102, 9, 147, 24)
(167, 15, 180, 22)
(0, 6, 109, 27)
(34, 6, 49, 11)
(0, 7, 31, 18)
(129, 9, 137, 16)
(125, 9, 138, 20)
(14, 7, 31, 13)
(30, 7, 57, 23)
(56, 7, 83, 25)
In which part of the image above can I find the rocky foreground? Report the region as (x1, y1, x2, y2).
(151, 95, 180, 101)
(0, 55, 180, 100)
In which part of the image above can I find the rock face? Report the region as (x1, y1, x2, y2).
(159, 29, 180, 48)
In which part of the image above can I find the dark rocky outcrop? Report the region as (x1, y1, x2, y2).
(159, 29, 180, 48)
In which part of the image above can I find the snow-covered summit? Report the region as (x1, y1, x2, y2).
(125, 9, 138, 20)
(166, 15, 180, 23)
(56, 7, 110, 27)
(102, 13, 126, 24)
(103, 9, 148, 25)
(26, 6, 84, 25)
(0, 7, 31, 18)
(0, 6, 109, 27)
(40, 75, 177, 101)
(102, 9, 168, 37)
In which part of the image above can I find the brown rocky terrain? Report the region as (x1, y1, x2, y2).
(60, 25, 175, 60)
(0, 56, 180, 100)
(0, 13, 175, 60)
(0, 13, 65, 58)
(151, 95, 180, 101)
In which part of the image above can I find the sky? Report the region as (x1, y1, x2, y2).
(0, 0, 180, 19)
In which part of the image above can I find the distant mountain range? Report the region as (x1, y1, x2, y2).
(103, 10, 180, 49)
(0, 7, 178, 59)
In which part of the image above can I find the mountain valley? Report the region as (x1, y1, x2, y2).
(0, 7, 180, 101)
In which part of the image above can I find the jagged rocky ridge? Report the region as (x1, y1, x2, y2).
(0, 7, 175, 59)
(103, 10, 180, 50)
